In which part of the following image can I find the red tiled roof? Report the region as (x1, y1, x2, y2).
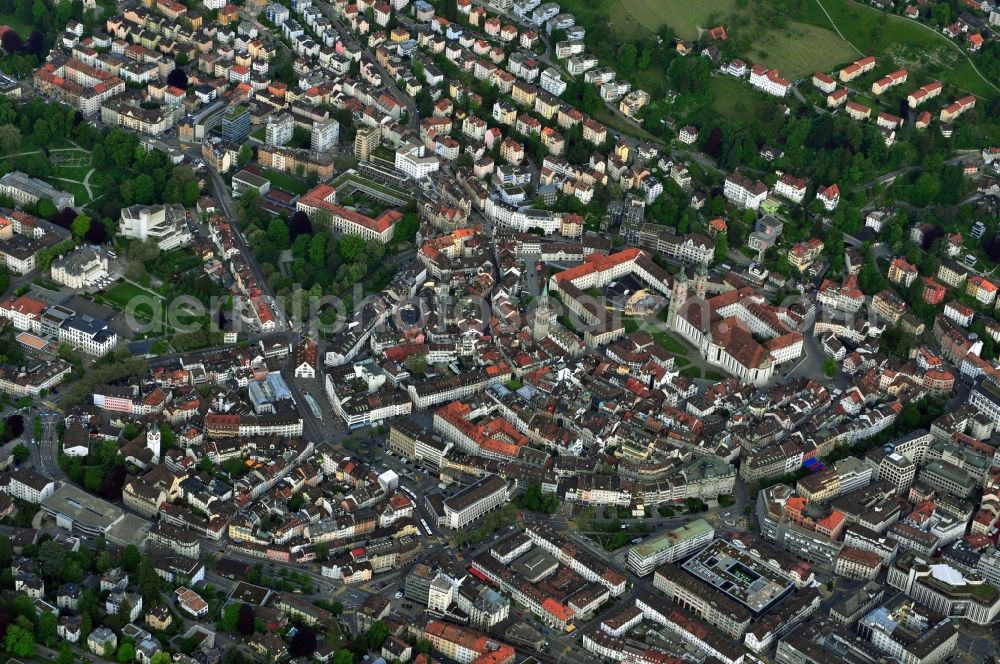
(554, 248, 641, 284)
(299, 184, 403, 233)
(1, 295, 47, 318)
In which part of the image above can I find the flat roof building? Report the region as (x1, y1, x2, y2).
(41, 484, 123, 535)
(442, 474, 509, 530)
(41, 484, 150, 545)
(627, 518, 714, 576)
(682, 538, 796, 616)
(511, 547, 559, 584)
(0, 171, 75, 209)
(221, 104, 251, 142)
(888, 550, 1000, 625)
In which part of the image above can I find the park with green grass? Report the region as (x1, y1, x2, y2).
(559, 0, 996, 99)
(263, 169, 311, 196)
(0, 142, 104, 207)
(748, 21, 859, 78)
(47, 148, 104, 206)
(559, 0, 735, 41)
(101, 282, 157, 311)
(708, 76, 779, 122)
(798, 0, 998, 97)
(88, 246, 226, 347)
(560, 0, 862, 80)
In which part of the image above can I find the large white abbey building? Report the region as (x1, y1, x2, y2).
(666, 268, 804, 386)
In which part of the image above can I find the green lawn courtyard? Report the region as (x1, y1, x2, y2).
(101, 282, 160, 310)
(264, 169, 311, 195)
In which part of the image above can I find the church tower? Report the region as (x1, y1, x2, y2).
(146, 427, 161, 462)
(533, 283, 552, 342)
(666, 271, 688, 330)
(695, 264, 708, 301)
